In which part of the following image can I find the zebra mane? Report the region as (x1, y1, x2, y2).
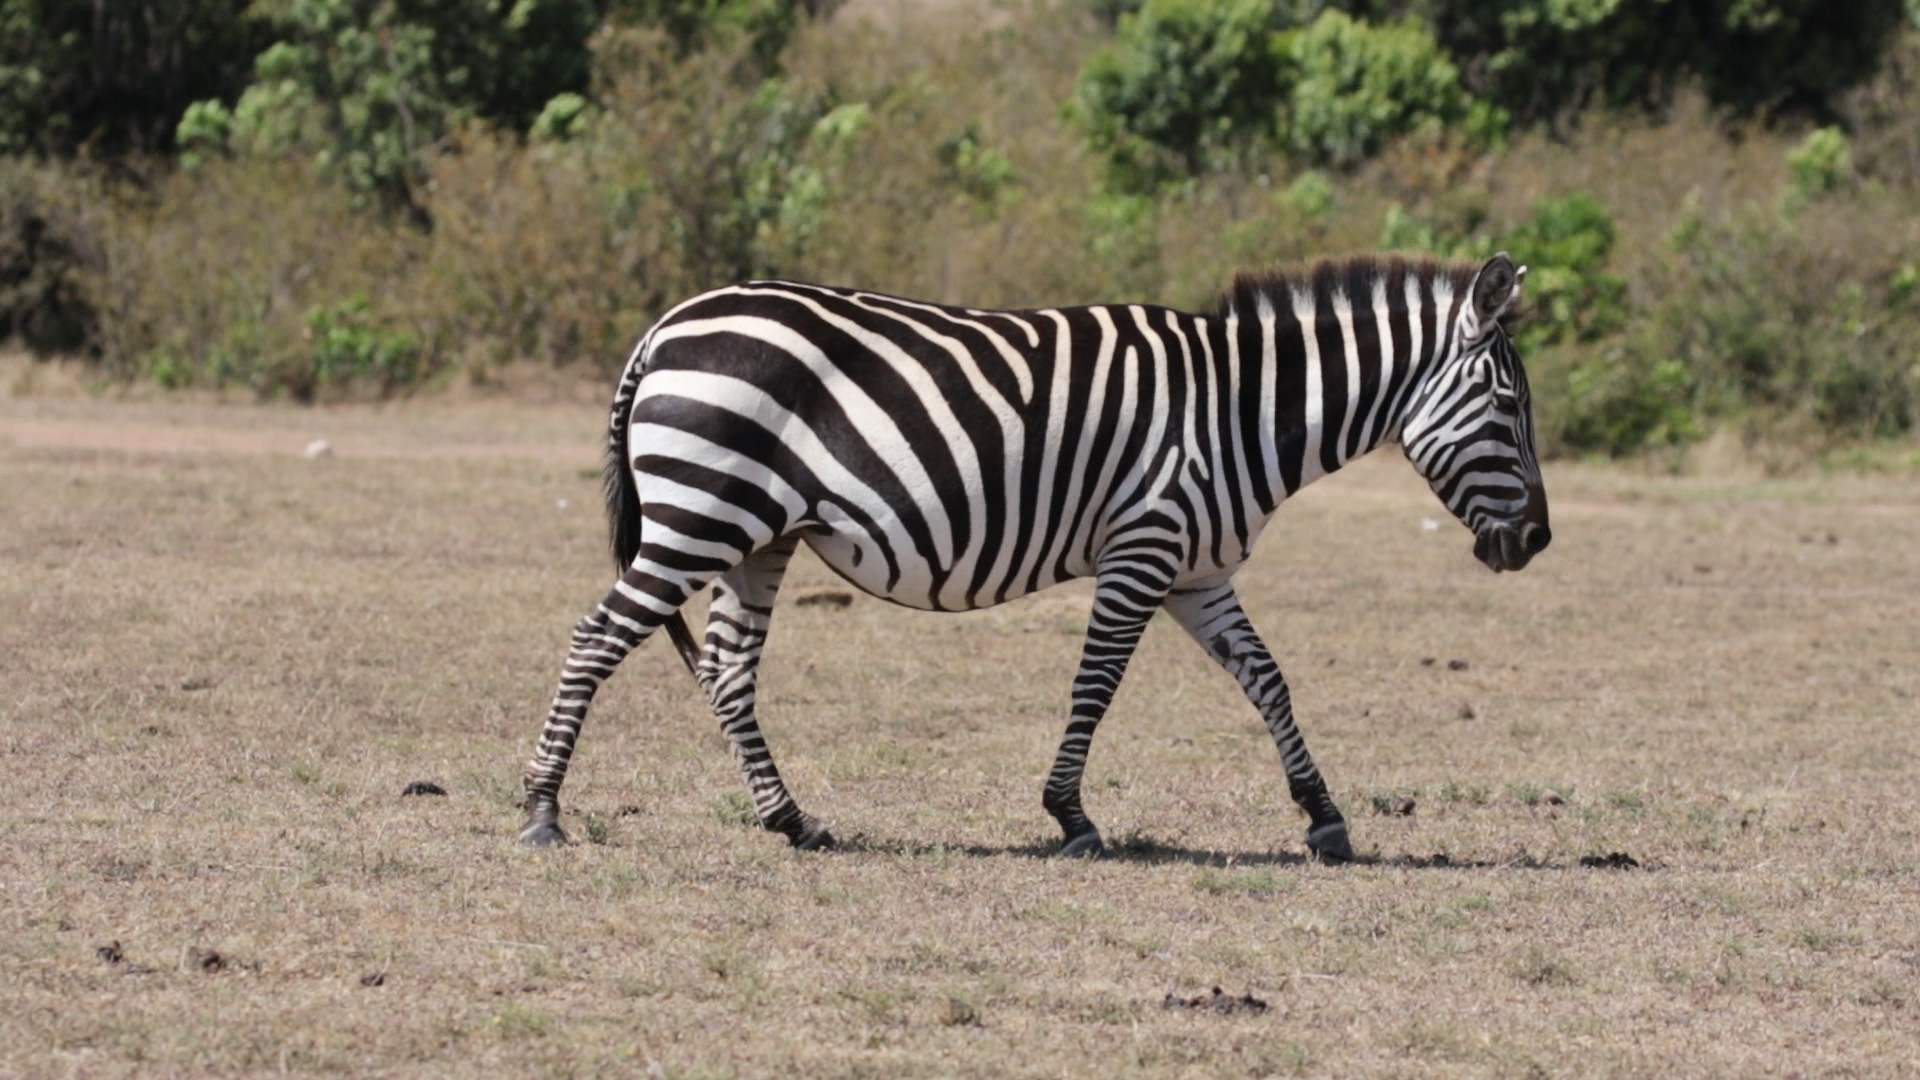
(1217, 255, 1479, 321)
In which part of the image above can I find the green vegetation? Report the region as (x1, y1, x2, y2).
(4, 0, 1919, 459)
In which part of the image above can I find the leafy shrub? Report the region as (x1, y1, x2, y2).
(1620, 198, 1920, 443)
(305, 294, 426, 392)
(1380, 193, 1625, 352)
(1498, 194, 1628, 350)
(937, 125, 1018, 205)
(0, 0, 270, 155)
(183, 0, 596, 210)
(1786, 127, 1853, 203)
(0, 159, 99, 354)
(1279, 11, 1470, 165)
(1072, 0, 1289, 190)
(609, 0, 827, 71)
(1424, 0, 1909, 124)
(1559, 351, 1699, 456)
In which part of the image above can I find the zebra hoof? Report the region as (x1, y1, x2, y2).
(792, 825, 836, 851)
(1058, 830, 1106, 859)
(519, 820, 570, 848)
(1306, 821, 1352, 863)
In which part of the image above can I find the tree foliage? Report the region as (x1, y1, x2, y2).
(1282, 10, 1469, 164)
(0, 0, 270, 155)
(180, 0, 596, 212)
(1073, 1, 1478, 186)
(1072, 0, 1289, 189)
(1417, 0, 1909, 123)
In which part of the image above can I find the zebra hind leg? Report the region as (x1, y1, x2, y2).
(1043, 554, 1178, 858)
(1163, 580, 1353, 862)
(520, 563, 715, 847)
(697, 537, 832, 850)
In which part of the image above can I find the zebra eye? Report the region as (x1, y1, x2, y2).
(1492, 389, 1519, 411)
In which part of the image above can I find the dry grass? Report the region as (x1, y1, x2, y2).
(4, 394, 1919, 1078)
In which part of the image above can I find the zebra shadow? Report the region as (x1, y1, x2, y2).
(832, 833, 1558, 871)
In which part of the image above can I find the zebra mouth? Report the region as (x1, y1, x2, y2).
(1474, 522, 1551, 573)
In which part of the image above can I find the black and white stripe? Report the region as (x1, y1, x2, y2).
(519, 252, 1550, 859)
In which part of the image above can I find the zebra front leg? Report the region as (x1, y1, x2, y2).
(1163, 579, 1353, 862)
(697, 538, 832, 850)
(1044, 555, 1177, 857)
(521, 563, 712, 847)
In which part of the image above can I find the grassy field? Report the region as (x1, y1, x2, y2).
(3, 390, 1918, 1078)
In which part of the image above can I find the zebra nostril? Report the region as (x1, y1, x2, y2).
(1522, 522, 1551, 555)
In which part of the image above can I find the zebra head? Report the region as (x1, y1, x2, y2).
(1400, 253, 1551, 573)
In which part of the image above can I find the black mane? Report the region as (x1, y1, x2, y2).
(1217, 254, 1479, 321)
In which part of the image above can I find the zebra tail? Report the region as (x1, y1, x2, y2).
(604, 335, 702, 679)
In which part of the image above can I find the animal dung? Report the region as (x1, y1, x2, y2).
(1162, 987, 1269, 1015)
(791, 588, 855, 609)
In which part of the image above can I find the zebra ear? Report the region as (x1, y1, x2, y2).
(1469, 252, 1524, 328)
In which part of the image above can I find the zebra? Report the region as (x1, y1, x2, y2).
(518, 252, 1550, 861)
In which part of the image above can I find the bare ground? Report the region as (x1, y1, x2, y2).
(3, 394, 1918, 1078)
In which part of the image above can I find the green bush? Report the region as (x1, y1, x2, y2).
(1559, 351, 1699, 456)
(1380, 192, 1625, 352)
(1498, 194, 1628, 351)
(1072, 0, 1289, 190)
(0, 159, 99, 354)
(609, 0, 825, 71)
(1424, 0, 1908, 124)
(183, 0, 596, 211)
(1786, 126, 1853, 204)
(1279, 11, 1470, 165)
(0, 0, 270, 155)
(305, 293, 426, 392)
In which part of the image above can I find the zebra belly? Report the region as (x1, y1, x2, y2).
(797, 522, 1086, 612)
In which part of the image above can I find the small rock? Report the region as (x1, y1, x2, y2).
(1162, 986, 1268, 1015)
(188, 947, 224, 973)
(1447, 659, 1469, 671)
(360, 971, 386, 987)
(1420, 657, 1437, 667)
(1421, 518, 1440, 533)
(304, 439, 332, 459)
(941, 997, 980, 1026)
(1458, 703, 1476, 720)
(1579, 851, 1639, 870)
(96, 941, 123, 964)
(1388, 796, 1416, 817)
(401, 781, 447, 797)
(1430, 852, 1451, 867)
(1542, 790, 1566, 806)
(555, 498, 569, 510)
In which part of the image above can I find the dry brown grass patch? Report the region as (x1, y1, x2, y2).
(3, 396, 1919, 1077)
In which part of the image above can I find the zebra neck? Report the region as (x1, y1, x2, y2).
(1229, 274, 1458, 510)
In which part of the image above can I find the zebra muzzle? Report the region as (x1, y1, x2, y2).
(1474, 522, 1550, 573)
